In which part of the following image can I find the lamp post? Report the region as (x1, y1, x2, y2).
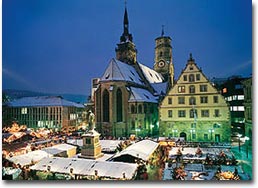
(172, 129, 178, 138)
(208, 129, 214, 142)
(245, 136, 249, 158)
(237, 134, 242, 153)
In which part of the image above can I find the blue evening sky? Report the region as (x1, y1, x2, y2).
(2, 0, 252, 95)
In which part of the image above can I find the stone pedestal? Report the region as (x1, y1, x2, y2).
(79, 130, 103, 159)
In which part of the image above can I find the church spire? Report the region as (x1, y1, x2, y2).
(120, 2, 133, 43)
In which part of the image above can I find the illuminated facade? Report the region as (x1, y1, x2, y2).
(159, 54, 231, 142)
(3, 96, 86, 131)
(94, 7, 170, 138)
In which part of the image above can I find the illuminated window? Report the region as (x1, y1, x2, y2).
(233, 95, 238, 100)
(21, 108, 27, 114)
(238, 95, 244, 100)
(238, 106, 245, 111)
(178, 86, 185, 93)
(222, 88, 227, 93)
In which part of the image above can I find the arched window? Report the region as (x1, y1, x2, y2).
(144, 104, 147, 113)
(189, 85, 195, 93)
(159, 51, 163, 57)
(189, 74, 195, 82)
(103, 89, 109, 122)
(116, 88, 123, 122)
(131, 104, 135, 114)
(189, 97, 196, 105)
(138, 104, 142, 114)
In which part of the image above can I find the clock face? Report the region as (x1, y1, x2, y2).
(158, 61, 165, 68)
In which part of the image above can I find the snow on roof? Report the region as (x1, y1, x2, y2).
(100, 140, 121, 152)
(7, 96, 85, 108)
(128, 87, 158, 103)
(42, 144, 76, 155)
(112, 140, 159, 161)
(139, 63, 164, 83)
(151, 82, 167, 95)
(30, 157, 138, 179)
(100, 58, 145, 85)
(7, 150, 51, 167)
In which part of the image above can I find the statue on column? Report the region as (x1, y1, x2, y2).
(88, 110, 95, 132)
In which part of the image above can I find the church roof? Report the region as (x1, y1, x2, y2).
(139, 63, 164, 83)
(100, 59, 145, 86)
(151, 82, 167, 95)
(128, 87, 158, 103)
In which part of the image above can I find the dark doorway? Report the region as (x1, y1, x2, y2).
(180, 132, 187, 141)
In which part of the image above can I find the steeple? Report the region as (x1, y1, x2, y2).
(116, 2, 137, 64)
(120, 6, 133, 43)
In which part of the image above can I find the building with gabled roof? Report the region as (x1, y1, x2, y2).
(159, 54, 231, 143)
(94, 7, 173, 138)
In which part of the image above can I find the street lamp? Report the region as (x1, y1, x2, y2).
(208, 129, 214, 141)
(172, 129, 178, 138)
(244, 136, 250, 158)
(237, 134, 242, 152)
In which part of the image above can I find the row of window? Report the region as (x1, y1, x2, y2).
(167, 96, 219, 105)
(130, 104, 155, 114)
(167, 109, 220, 118)
(168, 133, 221, 141)
(225, 95, 244, 101)
(230, 106, 245, 112)
(183, 73, 201, 82)
(178, 84, 208, 93)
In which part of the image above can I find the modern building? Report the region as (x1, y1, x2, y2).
(159, 54, 231, 142)
(242, 77, 252, 143)
(94, 7, 173, 138)
(3, 96, 86, 131)
(218, 76, 248, 137)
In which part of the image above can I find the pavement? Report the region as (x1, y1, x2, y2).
(230, 142, 253, 180)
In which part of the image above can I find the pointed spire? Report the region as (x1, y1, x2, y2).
(188, 53, 195, 64)
(120, 1, 133, 42)
(161, 25, 164, 37)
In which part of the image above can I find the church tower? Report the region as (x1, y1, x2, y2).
(115, 6, 137, 65)
(154, 26, 174, 88)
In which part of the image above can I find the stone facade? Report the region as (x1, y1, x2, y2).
(159, 54, 231, 142)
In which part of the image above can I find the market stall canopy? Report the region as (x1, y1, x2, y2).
(112, 140, 159, 162)
(30, 157, 138, 179)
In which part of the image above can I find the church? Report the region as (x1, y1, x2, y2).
(93, 6, 173, 138)
(92, 5, 231, 142)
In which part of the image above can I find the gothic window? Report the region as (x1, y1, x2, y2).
(131, 104, 135, 114)
(144, 104, 147, 113)
(189, 85, 195, 93)
(131, 120, 135, 129)
(138, 104, 143, 114)
(189, 74, 195, 82)
(116, 88, 123, 122)
(159, 51, 163, 57)
(189, 97, 196, 105)
(103, 89, 110, 122)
